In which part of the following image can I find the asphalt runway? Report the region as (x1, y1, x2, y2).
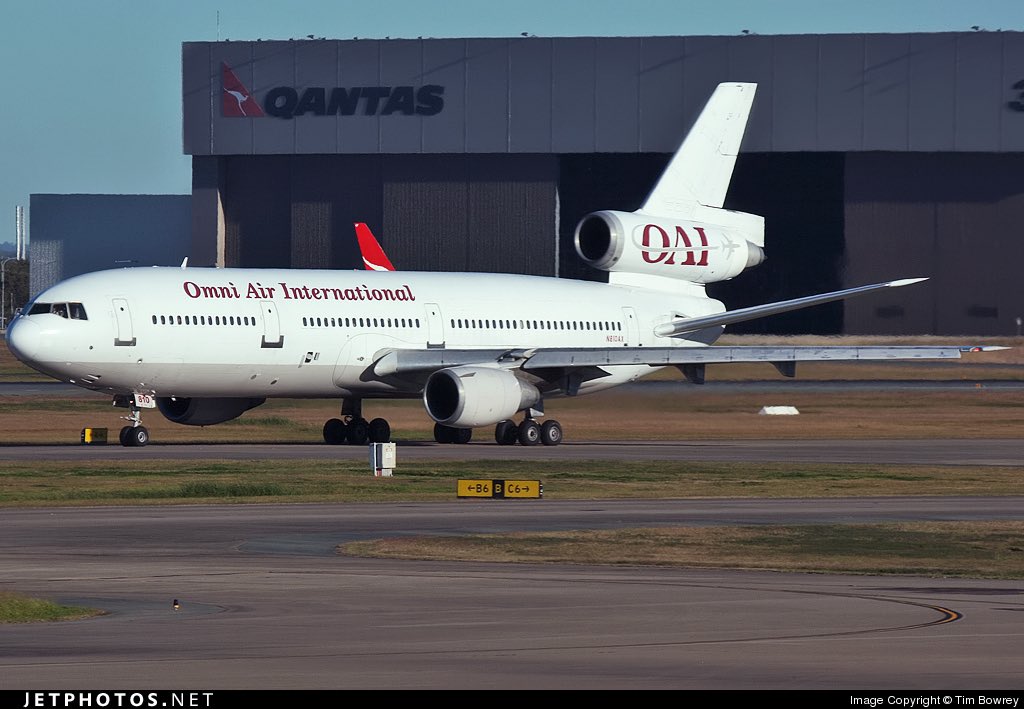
(4, 380, 1024, 690)
(3, 498, 1024, 690)
(2, 438, 1023, 466)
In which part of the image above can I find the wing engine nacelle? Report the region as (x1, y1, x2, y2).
(574, 209, 766, 284)
(423, 366, 540, 428)
(156, 396, 267, 426)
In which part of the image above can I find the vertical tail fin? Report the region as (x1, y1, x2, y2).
(573, 82, 764, 291)
(639, 82, 757, 217)
(354, 223, 396, 271)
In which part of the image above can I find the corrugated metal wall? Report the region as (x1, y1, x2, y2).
(220, 154, 557, 275)
(844, 153, 1024, 335)
(223, 156, 292, 268)
(28, 195, 191, 296)
(290, 155, 383, 269)
(185, 33, 1024, 157)
(381, 154, 558, 274)
(715, 153, 846, 334)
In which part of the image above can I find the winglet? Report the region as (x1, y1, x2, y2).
(887, 277, 928, 287)
(180, 257, 188, 269)
(355, 223, 396, 271)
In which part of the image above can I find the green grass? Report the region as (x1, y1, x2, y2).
(2, 458, 1024, 506)
(341, 522, 1024, 579)
(0, 591, 102, 623)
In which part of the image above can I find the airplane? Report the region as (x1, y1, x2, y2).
(4, 82, 1003, 448)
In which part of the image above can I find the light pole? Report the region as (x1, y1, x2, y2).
(1, 257, 15, 331)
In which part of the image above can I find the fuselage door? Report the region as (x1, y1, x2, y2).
(260, 300, 284, 348)
(424, 303, 444, 348)
(112, 298, 136, 347)
(621, 307, 640, 347)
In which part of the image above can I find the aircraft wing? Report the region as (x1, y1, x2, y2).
(518, 345, 999, 368)
(373, 344, 1005, 385)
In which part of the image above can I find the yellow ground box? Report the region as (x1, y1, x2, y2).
(81, 428, 108, 444)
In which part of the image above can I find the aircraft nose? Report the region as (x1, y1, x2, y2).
(4, 315, 40, 363)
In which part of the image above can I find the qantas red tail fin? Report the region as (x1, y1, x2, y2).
(355, 223, 396, 271)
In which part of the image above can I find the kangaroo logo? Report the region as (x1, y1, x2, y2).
(222, 63, 265, 117)
(1008, 79, 1024, 112)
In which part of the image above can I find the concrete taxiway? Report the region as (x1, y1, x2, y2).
(2, 499, 1024, 690)
(1, 438, 1022, 467)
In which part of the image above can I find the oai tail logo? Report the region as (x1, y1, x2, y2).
(222, 63, 264, 117)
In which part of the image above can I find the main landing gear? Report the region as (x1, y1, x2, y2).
(433, 423, 473, 444)
(494, 418, 562, 446)
(432, 418, 562, 446)
(323, 398, 391, 445)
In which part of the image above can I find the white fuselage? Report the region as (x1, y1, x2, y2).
(6, 267, 725, 400)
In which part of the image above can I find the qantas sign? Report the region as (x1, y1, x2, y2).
(221, 63, 444, 119)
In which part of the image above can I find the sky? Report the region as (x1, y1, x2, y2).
(1, 0, 1022, 247)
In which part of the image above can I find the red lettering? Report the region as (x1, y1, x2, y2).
(641, 224, 710, 267)
(673, 226, 710, 266)
(641, 224, 670, 264)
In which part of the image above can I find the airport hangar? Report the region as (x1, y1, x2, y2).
(30, 32, 1024, 336)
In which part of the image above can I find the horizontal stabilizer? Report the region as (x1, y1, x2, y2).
(655, 278, 929, 338)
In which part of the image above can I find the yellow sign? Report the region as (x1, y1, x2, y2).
(503, 480, 542, 498)
(81, 428, 108, 444)
(457, 479, 543, 499)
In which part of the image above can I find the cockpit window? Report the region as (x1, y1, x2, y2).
(26, 302, 88, 320)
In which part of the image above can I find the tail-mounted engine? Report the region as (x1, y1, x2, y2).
(574, 209, 766, 284)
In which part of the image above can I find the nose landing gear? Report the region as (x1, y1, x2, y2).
(114, 394, 150, 447)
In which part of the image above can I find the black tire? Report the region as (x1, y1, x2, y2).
(119, 426, 132, 447)
(517, 420, 540, 446)
(346, 418, 369, 445)
(540, 420, 563, 446)
(368, 417, 391, 443)
(323, 418, 347, 445)
(433, 422, 455, 443)
(494, 420, 518, 446)
(452, 427, 472, 444)
(127, 426, 149, 447)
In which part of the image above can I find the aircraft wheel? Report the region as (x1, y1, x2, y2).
(126, 426, 149, 447)
(452, 427, 472, 444)
(346, 418, 369, 445)
(433, 422, 455, 443)
(368, 417, 391, 443)
(517, 420, 540, 446)
(540, 420, 562, 446)
(119, 426, 133, 447)
(495, 420, 518, 446)
(323, 418, 347, 445)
